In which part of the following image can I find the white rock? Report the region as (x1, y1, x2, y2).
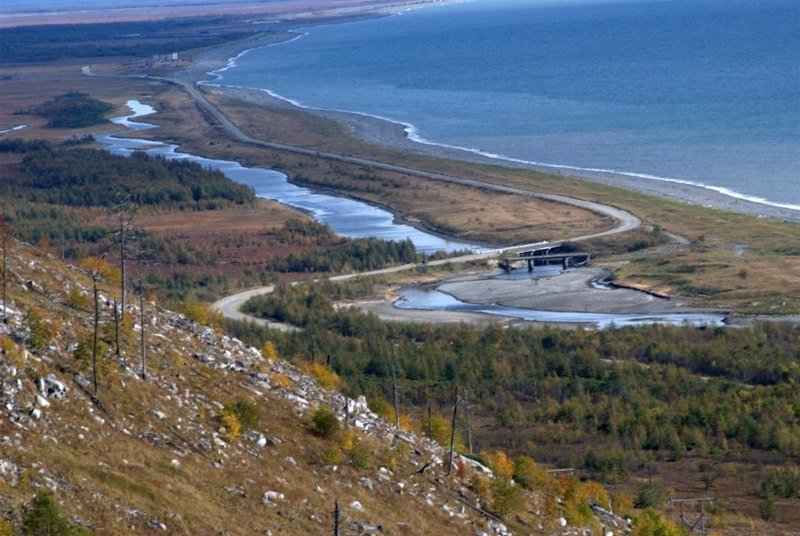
(35, 395, 50, 408)
(170, 459, 180, 468)
(558, 517, 567, 527)
(350, 500, 365, 512)
(151, 410, 166, 420)
(262, 490, 285, 507)
(31, 408, 42, 420)
(146, 520, 167, 531)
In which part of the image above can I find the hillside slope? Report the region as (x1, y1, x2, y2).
(0, 240, 626, 535)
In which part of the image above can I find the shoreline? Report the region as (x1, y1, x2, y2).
(180, 16, 800, 225)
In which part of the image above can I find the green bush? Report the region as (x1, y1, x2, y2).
(22, 492, 89, 535)
(348, 440, 370, 470)
(635, 482, 670, 509)
(228, 398, 260, 431)
(311, 406, 339, 438)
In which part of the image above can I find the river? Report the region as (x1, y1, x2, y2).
(99, 100, 480, 254)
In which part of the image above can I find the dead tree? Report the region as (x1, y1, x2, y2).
(332, 499, 340, 536)
(1, 212, 9, 324)
(390, 344, 401, 429)
(90, 267, 101, 394)
(110, 194, 136, 319)
(463, 388, 473, 454)
(446, 386, 458, 476)
(133, 231, 148, 380)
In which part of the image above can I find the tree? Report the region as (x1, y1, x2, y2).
(22, 492, 89, 535)
(0, 212, 10, 324)
(632, 508, 687, 536)
(109, 194, 136, 355)
(311, 406, 340, 438)
(80, 257, 118, 394)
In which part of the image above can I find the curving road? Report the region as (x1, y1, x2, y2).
(176, 79, 645, 323)
(176, 79, 641, 241)
(84, 67, 644, 322)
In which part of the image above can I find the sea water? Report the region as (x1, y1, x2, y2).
(218, 0, 800, 210)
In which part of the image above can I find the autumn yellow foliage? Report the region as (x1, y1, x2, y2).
(219, 408, 242, 441)
(300, 362, 342, 390)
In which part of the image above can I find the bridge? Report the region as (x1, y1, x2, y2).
(500, 247, 590, 272)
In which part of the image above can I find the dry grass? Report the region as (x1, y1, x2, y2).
(0, 241, 504, 535)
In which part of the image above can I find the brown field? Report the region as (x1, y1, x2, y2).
(135, 199, 317, 281)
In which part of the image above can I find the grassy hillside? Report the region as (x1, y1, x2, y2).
(0, 239, 693, 535)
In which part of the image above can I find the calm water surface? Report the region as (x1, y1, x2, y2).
(220, 0, 800, 210)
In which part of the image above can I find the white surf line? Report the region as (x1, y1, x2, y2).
(0, 125, 27, 135)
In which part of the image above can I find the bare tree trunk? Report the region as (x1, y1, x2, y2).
(113, 299, 120, 357)
(2, 214, 7, 325)
(333, 499, 340, 536)
(119, 216, 126, 314)
(447, 386, 458, 476)
(92, 276, 99, 394)
(140, 277, 146, 380)
(391, 346, 400, 430)
(464, 388, 473, 454)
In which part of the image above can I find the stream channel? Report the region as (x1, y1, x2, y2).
(102, 101, 726, 328)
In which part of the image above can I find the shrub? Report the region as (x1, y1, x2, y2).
(761, 462, 800, 498)
(759, 493, 777, 522)
(490, 477, 525, 521)
(300, 362, 342, 390)
(22, 492, 89, 535)
(635, 482, 671, 509)
(631, 507, 686, 536)
(323, 444, 345, 465)
(219, 408, 242, 441)
(227, 398, 260, 431)
(0, 335, 23, 364)
(260, 340, 278, 361)
(25, 307, 57, 350)
(311, 406, 339, 438)
(348, 440, 370, 470)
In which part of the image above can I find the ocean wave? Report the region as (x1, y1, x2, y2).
(402, 124, 800, 214)
(203, 31, 308, 84)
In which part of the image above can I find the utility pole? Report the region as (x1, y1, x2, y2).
(446, 386, 458, 476)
